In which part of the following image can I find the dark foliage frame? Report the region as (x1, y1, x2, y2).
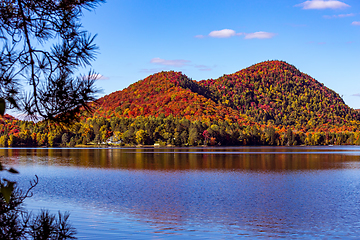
(0, 0, 105, 120)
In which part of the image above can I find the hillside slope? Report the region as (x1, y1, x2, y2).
(199, 60, 360, 131)
(2, 61, 360, 147)
(94, 71, 254, 125)
(91, 60, 360, 132)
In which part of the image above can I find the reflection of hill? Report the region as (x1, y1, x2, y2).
(11, 149, 360, 239)
(1, 147, 360, 171)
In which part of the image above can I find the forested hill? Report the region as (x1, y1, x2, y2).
(2, 61, 360, 147)
(199, 60, 360, 130)
(93, 60, 360, 132)
(94, 71, 255, 125)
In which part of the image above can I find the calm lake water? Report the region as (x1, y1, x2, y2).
(2, 146, 360, 239)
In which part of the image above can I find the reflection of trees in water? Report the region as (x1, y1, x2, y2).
(0, 148, 358, 171)
(2, 148, 360, 238)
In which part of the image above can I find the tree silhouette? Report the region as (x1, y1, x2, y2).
(0, 0, 104, 120)
(0, 1, 104, 238)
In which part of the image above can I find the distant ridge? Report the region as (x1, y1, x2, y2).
(94, 71, 255, 125)
(198, 60, 360, 130)
(2, 61, 360, 148)
(91, 60, 360, 132)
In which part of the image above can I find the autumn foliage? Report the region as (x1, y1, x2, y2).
(1, 60, 360, 147)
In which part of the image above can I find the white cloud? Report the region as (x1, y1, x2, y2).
(140, 68, 165, 73)
(97, 74, 110, 80)
(244, 32, 276, 39)
(323, 13, 355, 18)
(295, 0, 350, 10)
(197, 29, 276, 40)
(351, 21, 360, 26)
(150, 58, 190, 67)
(195, 65, 215, 71)
(147, 58, 215, 72)
(208, 29, 237, 38)
(88, 73, 109, 80)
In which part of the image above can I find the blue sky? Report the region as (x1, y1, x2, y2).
(81, 0, 360, 109)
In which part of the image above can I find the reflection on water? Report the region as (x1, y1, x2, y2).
(1, 146, 360, 239)
(1, 146, 360, 171)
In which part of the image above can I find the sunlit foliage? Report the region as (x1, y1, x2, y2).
(1, 60, 360, 147)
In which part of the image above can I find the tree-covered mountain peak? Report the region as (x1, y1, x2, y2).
(199, 60, 359, 130)
(3, 61, 360, 148)
(92, 60, 359, 132)
(237, 60, 301, 74)
(93, 70, 252, 124)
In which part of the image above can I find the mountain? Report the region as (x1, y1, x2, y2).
(93, 71, 255, 126)
(2, 61, 360, 147)
(198, 60, 360, 131)
(92, 60, 360, 132)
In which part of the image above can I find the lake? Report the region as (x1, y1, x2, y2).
(1, 146, 360, 239)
